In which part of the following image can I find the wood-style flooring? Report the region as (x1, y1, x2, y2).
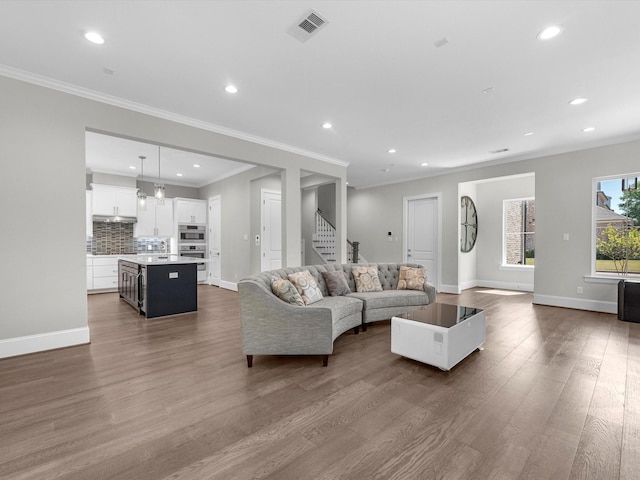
(1, 286, 640, 479)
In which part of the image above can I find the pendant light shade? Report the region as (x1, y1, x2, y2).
(154, 146, 165, 205)
(137, 155, 147, 211)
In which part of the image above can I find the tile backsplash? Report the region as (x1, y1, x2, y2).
(87, 222, 170, 255)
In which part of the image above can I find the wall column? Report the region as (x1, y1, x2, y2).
(335, 178, 348, 263)
(281, 167, 302, 267)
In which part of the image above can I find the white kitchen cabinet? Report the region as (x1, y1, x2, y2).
(86, 190, 93, 235)
(174, 198, 207, 224)
(90, 256, 119, 291)
(135, 201, 174, 237)
(91, 184, 138, 217)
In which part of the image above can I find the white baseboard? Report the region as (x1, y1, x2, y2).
(439, 284, 461, 294)
(533, 294, 617, 314)
(219, 280, 238, 292)
(0, 327, 90, 359)
(477, 280, 534, 292)
(449, 280, 534, 294)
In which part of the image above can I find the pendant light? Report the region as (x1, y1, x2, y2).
(137, 155, 147, 211)
(154, 145, 165, 205)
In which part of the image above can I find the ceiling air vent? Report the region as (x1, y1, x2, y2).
(288, 10, 329, 43)
(490, 148, 510, 154)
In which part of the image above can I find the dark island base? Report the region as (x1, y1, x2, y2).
(143, 263, 198, 318)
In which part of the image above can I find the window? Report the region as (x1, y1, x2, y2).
(594, 176, 640, 275)
(503, 198, 535, 266)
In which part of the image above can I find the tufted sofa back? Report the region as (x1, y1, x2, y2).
(240, 263, 425, 297)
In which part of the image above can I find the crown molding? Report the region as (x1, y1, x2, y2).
(0, 65, 349, 169)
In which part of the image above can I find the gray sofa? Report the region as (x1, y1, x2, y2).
(238, 263, 436, 367)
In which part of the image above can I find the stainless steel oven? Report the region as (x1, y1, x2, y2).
(179, 244, 207, 271)
(178, 224, 206, 243)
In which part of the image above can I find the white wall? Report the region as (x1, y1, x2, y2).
(0, 75, 347, 357)
(475, 174, 535, 291)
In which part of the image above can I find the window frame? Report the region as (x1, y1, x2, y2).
(502, 196, 535, 270)
(590, 173, 640, 280)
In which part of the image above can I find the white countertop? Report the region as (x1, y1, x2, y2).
(117, 255, 209, 266)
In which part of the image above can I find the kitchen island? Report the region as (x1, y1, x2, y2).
(118, 255, 202, 318)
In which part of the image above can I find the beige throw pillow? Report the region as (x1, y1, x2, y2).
(288, 270, 323, 305)
(271, 278, 305, 306)
(352, 266, 383, 292)
(397, 266, 426, 291)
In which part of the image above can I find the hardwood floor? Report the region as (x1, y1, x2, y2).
(2, 286, 640, 479)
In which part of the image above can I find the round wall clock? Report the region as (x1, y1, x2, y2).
(460, 196, 478, 253)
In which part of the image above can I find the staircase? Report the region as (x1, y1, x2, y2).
(312, 211, 364, 264)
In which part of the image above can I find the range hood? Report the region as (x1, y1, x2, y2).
(92, 215, 137, 224)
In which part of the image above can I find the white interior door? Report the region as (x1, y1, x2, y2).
(261, 190, 282, 271)
(406, 196, 439, 287)
(208, 196, 221, 286)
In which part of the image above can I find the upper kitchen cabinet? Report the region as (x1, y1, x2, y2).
(174, 198, 207, 224)
(135, 201, 174, 237)
(91, 184, 138, 217)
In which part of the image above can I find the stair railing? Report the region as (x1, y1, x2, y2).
(314, 210, 365, 264)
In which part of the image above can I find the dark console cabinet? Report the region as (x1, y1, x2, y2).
(618, 280, 640, 323)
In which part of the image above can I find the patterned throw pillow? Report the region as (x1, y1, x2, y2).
(287, 270, 324, 305)
(352, 266, 383, 292)
(271, 278, 305, 306)
(397, 266, 426, 291)
(321, 270, 351, 296)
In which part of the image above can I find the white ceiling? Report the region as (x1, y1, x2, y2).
(85, 131, 254, 188)
(2, 1, 640, 189)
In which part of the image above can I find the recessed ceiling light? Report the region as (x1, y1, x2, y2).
(421, 162, 429, 167)
(524, 132, 534, 136)
(128, 166, 136, 170)
(569, 97, 589, 106)
(388, 149, 396, 154)
(583, 126, 596, 133)
(322, 122, 332, 129)
(193, 164, 200, 168)
(84, 32, 105, 44)
(225, 85, 238, 94)
(537, 25, 562, 40)
(176, 173, 183, 177)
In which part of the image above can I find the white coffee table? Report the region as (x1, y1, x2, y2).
(391, 303, 485, 371)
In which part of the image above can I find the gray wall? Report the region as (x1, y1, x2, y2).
(348, 139, 640, 311)
(137, 180, 199, 200)
(318, 183, 336, 227)
(199, 166, 282, 283)
(0, 75, 346, 355)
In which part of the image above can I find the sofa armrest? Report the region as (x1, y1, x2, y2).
(238, 280, 335, 355)
(424, 282, 437, 304)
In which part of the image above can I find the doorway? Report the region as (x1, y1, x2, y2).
(261, 189, 282, 271)
(208, 195, 221, 286)
(404, 194, 441, 290)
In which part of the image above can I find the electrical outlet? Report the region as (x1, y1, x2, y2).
(577, 286, 583, 294)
